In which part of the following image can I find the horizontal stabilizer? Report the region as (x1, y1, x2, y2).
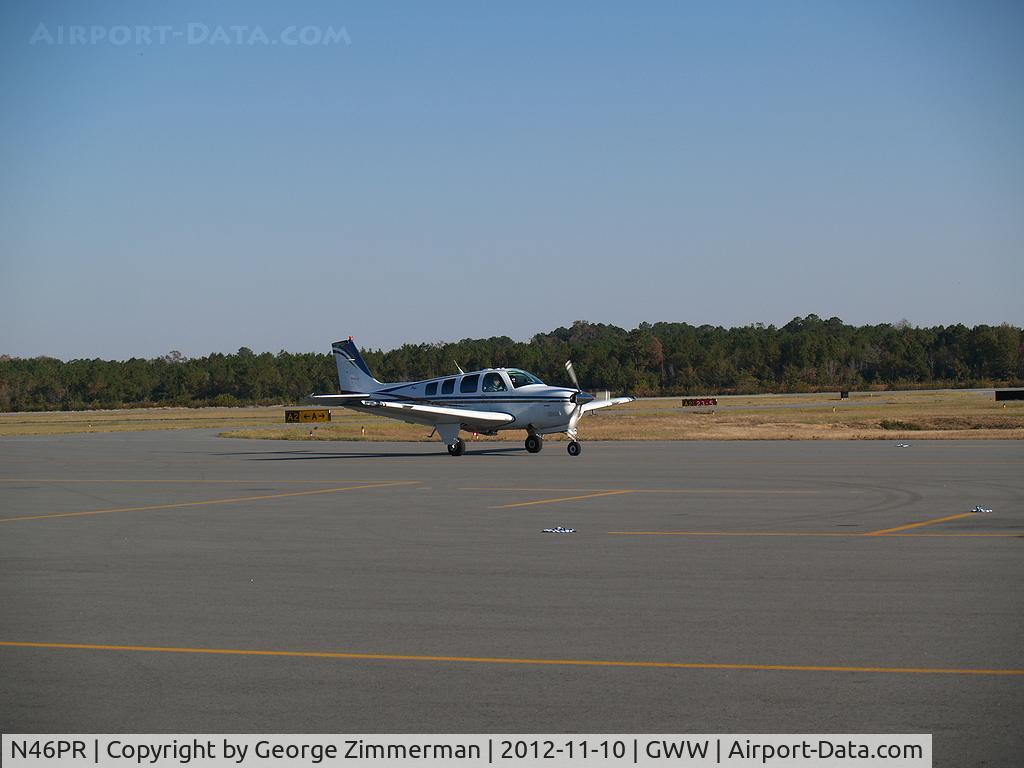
(305, 393, 371, 406)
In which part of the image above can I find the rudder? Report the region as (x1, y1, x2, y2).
(333, 338, 384, 393)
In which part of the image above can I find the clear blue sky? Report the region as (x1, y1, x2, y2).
(2, 1, 1021, 360)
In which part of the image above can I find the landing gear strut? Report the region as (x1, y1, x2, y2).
(566, 441, 582, 457)
(447, 439, 466, 456)
(525, 434, 544, 453)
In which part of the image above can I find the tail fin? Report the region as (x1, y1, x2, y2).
(332, 338, 385, 393)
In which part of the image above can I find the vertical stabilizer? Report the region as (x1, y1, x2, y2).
(332, 338, 385, 393)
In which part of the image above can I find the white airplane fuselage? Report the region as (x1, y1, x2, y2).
(310, 338, 632, 455)
(347, 371, 583, 435)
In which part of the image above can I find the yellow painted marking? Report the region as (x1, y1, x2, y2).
(0, 481, 417, 523)
(887, 533, 1021, 538)
(610, 531, 863, 537)
(466, 487, 817, 495)
(1, 642, 1020, 677)
(867, 512, 979, 536)
(609, 530, 1019, 539)
(609, 505, 1004, 539)
(0, 478, 396, 485)
(489, 490, 634, 509)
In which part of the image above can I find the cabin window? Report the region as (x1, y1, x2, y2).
(482, 372, 507, 392)
(425, 382, 438, 396)
(460, 374, 480, 393)
(441, 378, 455, 395)
(508, 369, 544, 388)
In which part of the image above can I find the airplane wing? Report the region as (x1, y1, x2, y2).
(581, 396, 634, 414)
(357, 400, 514, 430)
(307, 395, 514, 430)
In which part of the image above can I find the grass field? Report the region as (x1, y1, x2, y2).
(3, 390, 1021, 441)
(0, 407, 281, 436)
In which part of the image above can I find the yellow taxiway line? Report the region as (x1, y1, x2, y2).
(466, 487, 817, 494)
(1, 642, 1021, 677)
(608, 531, 1019, 539)
(0, 481, 418, 523)
(468, 486, 1003, 538)
(490, 490, 634, 509)
(609, 509, 1015, 538)
(0, 478, 401, 485)
(476, 486, 817, 510)
(611, 531, 863, 538)
(866, 512, 979, 536)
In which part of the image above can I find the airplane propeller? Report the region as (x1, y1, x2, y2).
(564, 360, 594, 403)
(565, 359, 581, 393)
(564, 360, 593, 434)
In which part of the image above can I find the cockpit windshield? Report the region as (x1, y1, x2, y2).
(507, 369, 544, 388)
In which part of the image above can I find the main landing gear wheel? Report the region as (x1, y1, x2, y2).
(447, 439, 466, 456)
(567, 441, 582, 456)
(525, 435, 543, 453)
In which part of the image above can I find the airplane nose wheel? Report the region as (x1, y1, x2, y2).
(525, 435, 544, 453)
(447, 439, 466, 456)
(567, 441, 582, 457)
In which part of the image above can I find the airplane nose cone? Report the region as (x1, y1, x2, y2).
(570, 391, 595, 405)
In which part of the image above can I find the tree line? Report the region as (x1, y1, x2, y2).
(1, 316, 1021, 411)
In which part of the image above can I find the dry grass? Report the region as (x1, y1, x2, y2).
(3, 391, 1021, 441)
(224, 390, 1024, 442)
(0, 407, 281, 436)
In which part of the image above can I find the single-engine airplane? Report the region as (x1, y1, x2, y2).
(307, 338, 633, 456)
